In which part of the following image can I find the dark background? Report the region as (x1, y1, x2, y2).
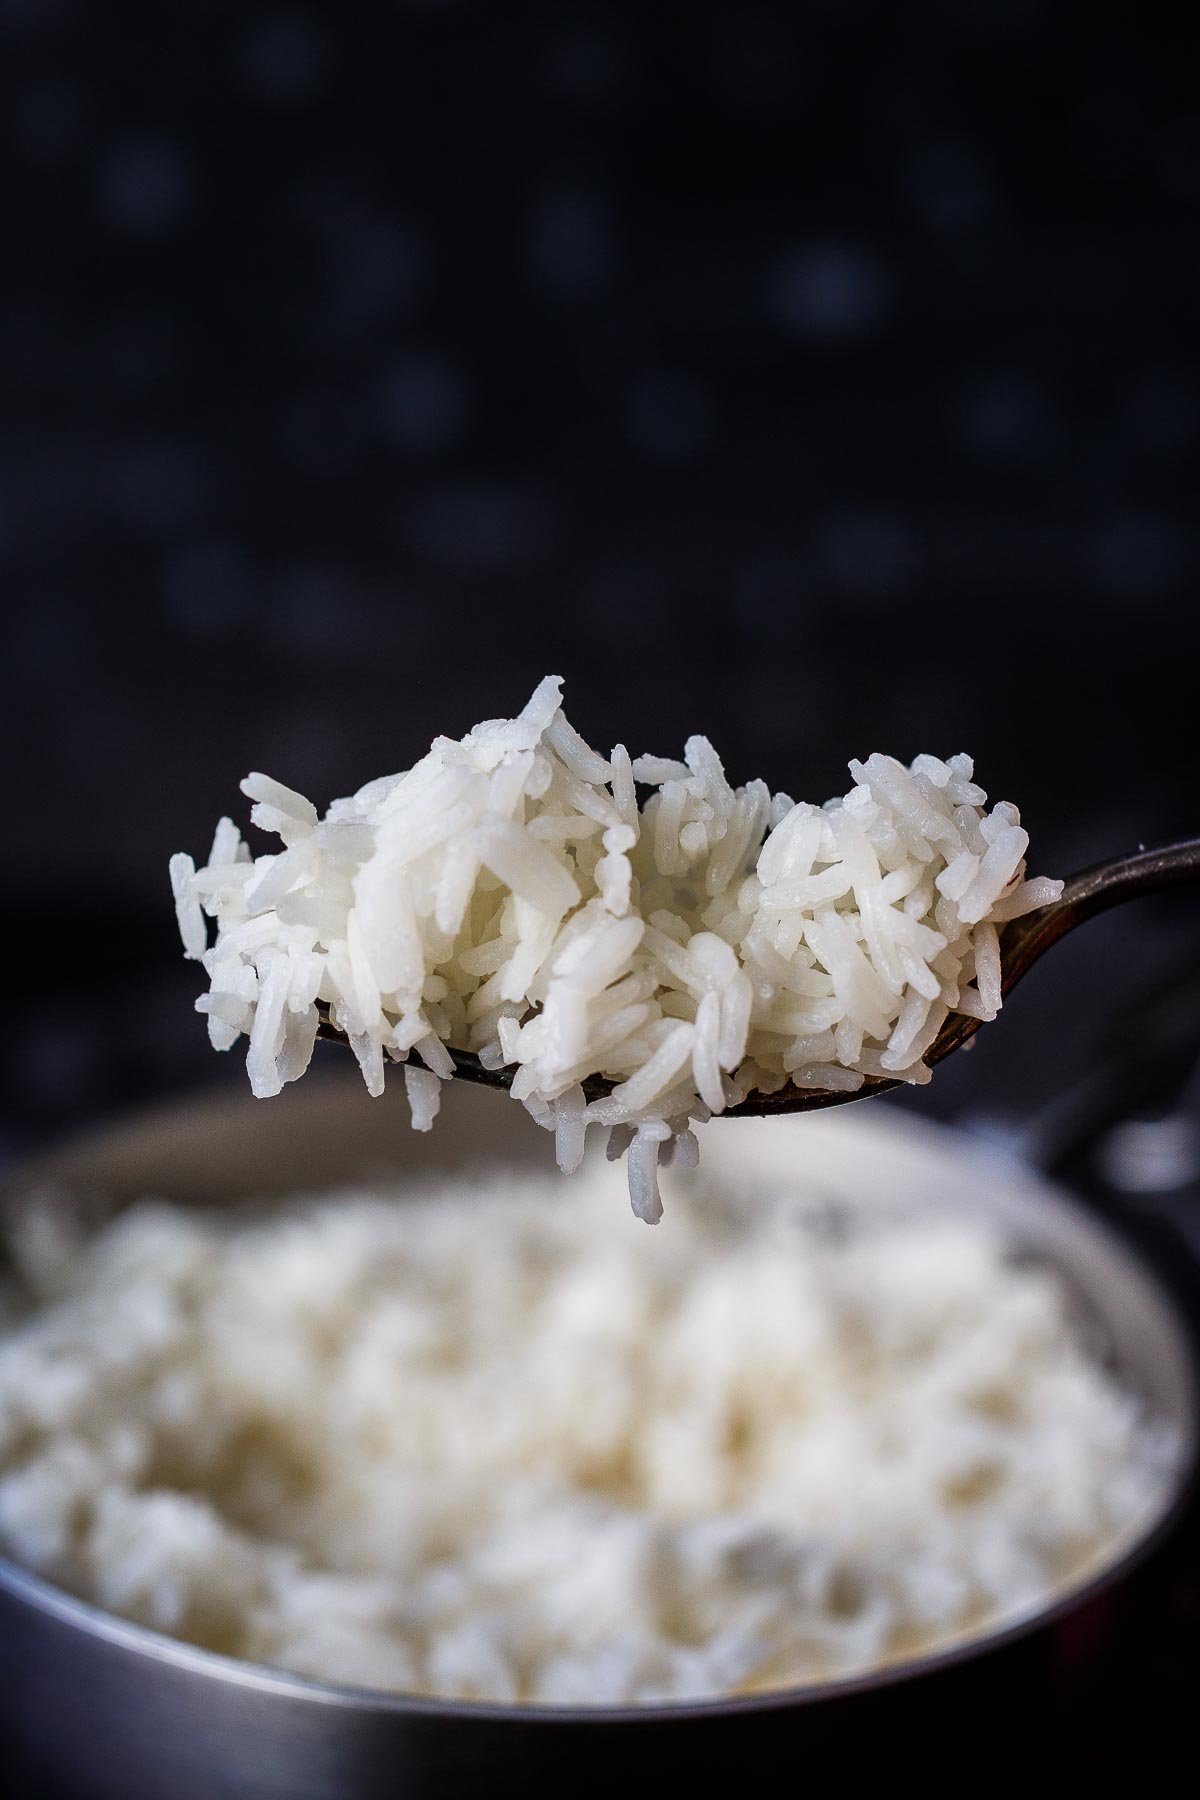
(0, 0, 1195, 1157)
(0, 8, 1198, 1789)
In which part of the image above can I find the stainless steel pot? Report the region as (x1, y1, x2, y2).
(1, 1075, 1195, 1799)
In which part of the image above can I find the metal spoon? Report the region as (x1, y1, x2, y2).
(316, 836, 1200, 1119)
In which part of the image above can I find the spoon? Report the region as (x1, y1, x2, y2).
(315, 836, 1200, 1119)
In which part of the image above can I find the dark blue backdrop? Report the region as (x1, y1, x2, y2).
(1, 1, 1196, 1148)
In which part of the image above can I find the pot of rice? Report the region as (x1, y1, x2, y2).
(0, 1075, 1194, 1798)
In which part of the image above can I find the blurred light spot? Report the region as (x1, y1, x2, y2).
(1089, 512, 1185, 601)
(103, 440, 208, 533)
(278, 387, 368, 478)
(954, 370, 1063, 465)
(624, 368, 714, 462)
(583, 556, 671, 627)
(98, 312, 186, 388)
(239, 12, 332, 104)
(1070, 78, 1148, 181)
(409, 481, 557, 572)
(950, 0, 1037, 36)
(1099, 1116, 1200, 1193)
(767, 242, 894, 343)
(0, 297, 60, 383)
(11, 75, 86, 163)
(22, 1008, 102, 1105)
(4, 590, 99, 678)
(905, 140, 993, 235)
(709, 15, 795, 116)
(1158, 113, 1200, 197)
(313, 212, 433, 338)
(270, 565, 373, 655)
(821, 509, 922, 602)
(1, 443, 89, 536)
(0, 0, 77, 34)
(379, 350, 470, 454)
(528, 181, 618, 301)
(166, 542, 258, 638)
(286, 171, 357, 232)
(1124, 367, 1199, 455)
(734, 548, 815, 642)
(96, 135, 194, 237)
(542, 18, 631, 104)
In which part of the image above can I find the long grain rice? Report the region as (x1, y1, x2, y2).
(171, 680, 1062, 1217)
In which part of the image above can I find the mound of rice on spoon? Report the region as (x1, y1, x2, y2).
(170, 678, 1060, 1219)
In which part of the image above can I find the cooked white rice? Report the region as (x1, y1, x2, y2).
(171, 679, 1062, 1219)
(0, 1161, 1170, 1705)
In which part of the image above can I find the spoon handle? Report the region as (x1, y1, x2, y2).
(998, 836, 1200, 1000)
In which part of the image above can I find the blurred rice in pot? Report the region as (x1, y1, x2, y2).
(0, 1156, 1174, 1706)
